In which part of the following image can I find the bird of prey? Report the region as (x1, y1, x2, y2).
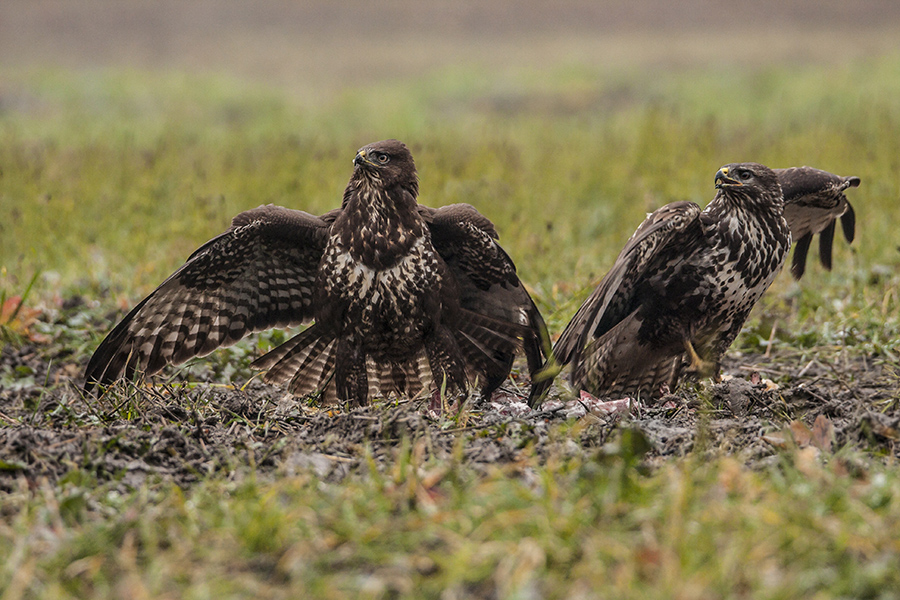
(85, 139, 548, 406)
(776, 166, 859, 279)
(530, 163, 792, 405)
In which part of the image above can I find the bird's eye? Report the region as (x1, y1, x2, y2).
(739, 170, 752, 180)
(377, 153, 390, 164)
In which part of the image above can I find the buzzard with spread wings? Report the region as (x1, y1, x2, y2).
(85, 140, 548, 405)
(530, 163, 861, 405)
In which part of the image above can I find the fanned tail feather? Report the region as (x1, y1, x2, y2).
(286, 338, 337, 397)
(571, 311, 685, 401)
(251, 308, 532, 403)
(252, 325, 338, 399)
(254, 326, 443, 403)
(603, 355, 683, 400)
(251, 326, 321, 372)
(455, 330, 511, 372)
(458, 309, 527, 350)
(366, 352, 434, 400)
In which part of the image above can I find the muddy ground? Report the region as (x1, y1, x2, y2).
(2, 0, 898, 499)
(1, 301, 898, 494)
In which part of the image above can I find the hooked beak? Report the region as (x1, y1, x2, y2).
(354, 149, 376, 169)
(715, 167, 741, 189)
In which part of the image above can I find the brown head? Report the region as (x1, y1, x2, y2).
(351, 139, 419, 196)
(714, 162, 783, 208)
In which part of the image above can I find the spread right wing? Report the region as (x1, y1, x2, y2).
(84, 205, 330, 391)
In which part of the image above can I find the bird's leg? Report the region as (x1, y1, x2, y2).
(425, 328, 468, 406)
(335, 339, 369, 407)
(683, 339, 717, 379)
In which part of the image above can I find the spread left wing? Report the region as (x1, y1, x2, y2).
(529, 201, 703, 405)
(776, 167, 860, 279)
(84, 205, 331, 391)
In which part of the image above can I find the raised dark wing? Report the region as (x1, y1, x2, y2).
(421, 203, 550, 391)
(84, 205, 330, 391)
(776, 167, 860, 279)
(529, 201, 702, 403)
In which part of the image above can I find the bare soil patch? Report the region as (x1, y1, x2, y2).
(2, 305, 897, 493)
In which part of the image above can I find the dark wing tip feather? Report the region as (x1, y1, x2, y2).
(818, 220, 837, 271)
(840, 201, 856, 243)
(83, 294, 158, 392)
(790, 233, 813, 280)
(527, 361, 556, 407)
(524, 298, 551, 374)
(840, 175, 858, 243)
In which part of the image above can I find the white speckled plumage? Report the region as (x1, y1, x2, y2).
(85, 140, 548, 406)
(531, 163, 792, 404)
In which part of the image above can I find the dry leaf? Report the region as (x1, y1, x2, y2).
(0, 295, 42, 336)
(789, 420, 813, 447)
(811, 414, 835, 452)
(761, 433, 788, 449)
(794, 445, 822, 477)
(870, 420, 900, 441)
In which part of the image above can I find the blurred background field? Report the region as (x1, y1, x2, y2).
(2, 2, 900, 598)
(2, 1, 899, 325)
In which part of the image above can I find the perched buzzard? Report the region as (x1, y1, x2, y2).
(85, 139, 548, 405)
(777, 167, 859, 279)
(529, 163, 791, 405)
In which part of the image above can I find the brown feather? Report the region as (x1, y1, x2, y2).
(776, 166, 860, 280)
(85, 140, 546, 406)
(532, 163, 790, 405)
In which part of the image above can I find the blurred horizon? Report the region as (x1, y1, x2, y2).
(3, 0, 900, 98)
